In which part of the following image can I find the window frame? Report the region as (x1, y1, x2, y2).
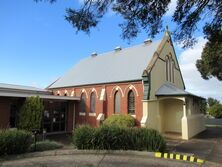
(114, 91, 121, 114)
(90, 92, 96, 113)
(128, 90, 135, 115)
(80, 93, 86, 113)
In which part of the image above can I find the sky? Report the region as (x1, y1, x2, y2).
(0, 0, 221, 101)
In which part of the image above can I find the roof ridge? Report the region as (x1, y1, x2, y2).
(85, 39, 162, 59)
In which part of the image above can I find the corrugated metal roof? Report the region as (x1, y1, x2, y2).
(49, 40, 161, 88)
(0, 91, 80, 101)
(155, 82, 204, 99)
(0, 83, 48, 93)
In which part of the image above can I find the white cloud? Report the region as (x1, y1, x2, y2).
(165, 0, 177, 16)
(178, 37, 222, 102)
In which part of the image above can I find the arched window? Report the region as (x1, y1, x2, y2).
(128, 90, 135, 114)
(171, 60, 175, 83)
(114, 91, 121, 114)
(166, 55, 175, 82)
(166, 56, 170, 81)
(80, 93, 86, 113)
(90, 92, 96, 113)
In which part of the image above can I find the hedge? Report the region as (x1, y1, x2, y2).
(73, 125, 166, 152)
(0, 129, 32, 156)
(29, 140, 63, 152)
(103, 115, 135, 127)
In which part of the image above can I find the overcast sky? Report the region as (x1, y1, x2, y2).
(0, 0, 221, 101)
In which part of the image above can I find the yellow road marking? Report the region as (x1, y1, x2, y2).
(176, 154, 180, 160)
(197, 159, 204, 164)
(155, 152, 162, 158)
(164, 153, 168, 159)
(183, 155, 187, 161)
(190, 156, 195, 162)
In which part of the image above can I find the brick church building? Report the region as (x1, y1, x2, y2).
(0, 31, 205, 139)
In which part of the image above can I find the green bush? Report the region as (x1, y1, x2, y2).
(18, 96, 44, 131)
(29, 140, 63, 152)
(103, 115, 135, 127)
(73, 125, 96, 149)
(0, 129, 32, 156)
(208, 103, 222, 118)
(73, 125, 166, 152)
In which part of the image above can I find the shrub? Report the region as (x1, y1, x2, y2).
(103, 115, 135, 127)
(18, 96, 44, 131)
(73, 125, 96, 149)
(29, 140, 63, 152)
(208, 103, 222, 118)
(0, 129, 32, 156)
(73, 125, 166, 152)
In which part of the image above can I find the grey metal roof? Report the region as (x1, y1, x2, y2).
(0, 83, 49, 94)
(49, 40, 161, 88)
(155, 82, 204, 99)
(0, 91, 80, 101)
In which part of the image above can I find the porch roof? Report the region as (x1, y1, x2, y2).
(155, 82, 204, 99)
(0, 83, 80, 101)
(0, 91, 80, 100)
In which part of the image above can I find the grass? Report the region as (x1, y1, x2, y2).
(29, 140, 63, 152)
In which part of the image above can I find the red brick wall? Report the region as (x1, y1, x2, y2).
(52, 81, 144, 128)
(0, 97, 11, 129)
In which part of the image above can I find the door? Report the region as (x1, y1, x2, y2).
(43, 101, 67, 133)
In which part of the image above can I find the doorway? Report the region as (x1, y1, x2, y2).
(43, 101, 67, 133)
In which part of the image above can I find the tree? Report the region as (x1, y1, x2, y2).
(18, 96, 44, 131)
(35, 0, 222, 80)
(208, 103, 222, 118)
(207, 97, 220, 107)
(196, 26, 222, 80)
(200, 99, 207, 114)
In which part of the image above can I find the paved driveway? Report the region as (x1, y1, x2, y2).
(167, 127, 222, 164)
(0, 154, 201, 167)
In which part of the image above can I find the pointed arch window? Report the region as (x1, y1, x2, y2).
(166, 55, 175, 83)
(80, 93, 86, 113)
(166, 56, 170, 81)
(90, 92, 96, 113)
(128, 90, 135, 114)
(114, 91, 121, 114)
(171, 60, 175, 83)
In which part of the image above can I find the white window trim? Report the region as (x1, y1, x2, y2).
(130, 114, 136, 118)
(89, 113, 96, 117)
(79, 112, 86, 116)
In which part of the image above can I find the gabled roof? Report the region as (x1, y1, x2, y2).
(49, 40, 161, 88)
(155, 82, 204, 99)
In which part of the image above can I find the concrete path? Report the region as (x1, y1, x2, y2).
(0, 153, 200, 167)
(167, 127, 222, 164)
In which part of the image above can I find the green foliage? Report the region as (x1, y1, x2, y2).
(196, 27, 222, 81)
(73, 125, 166, 152)
(208, 103, 222, 119)
(200, 99, 207, 114)
(207, 97, 220, 107)
(103, 115, 135, 128)
(18, 96, 44, 131)
(29, 140, 63, 152)
(0, 129, 32, 156)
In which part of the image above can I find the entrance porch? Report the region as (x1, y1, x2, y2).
(0, 83, 80, 133)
